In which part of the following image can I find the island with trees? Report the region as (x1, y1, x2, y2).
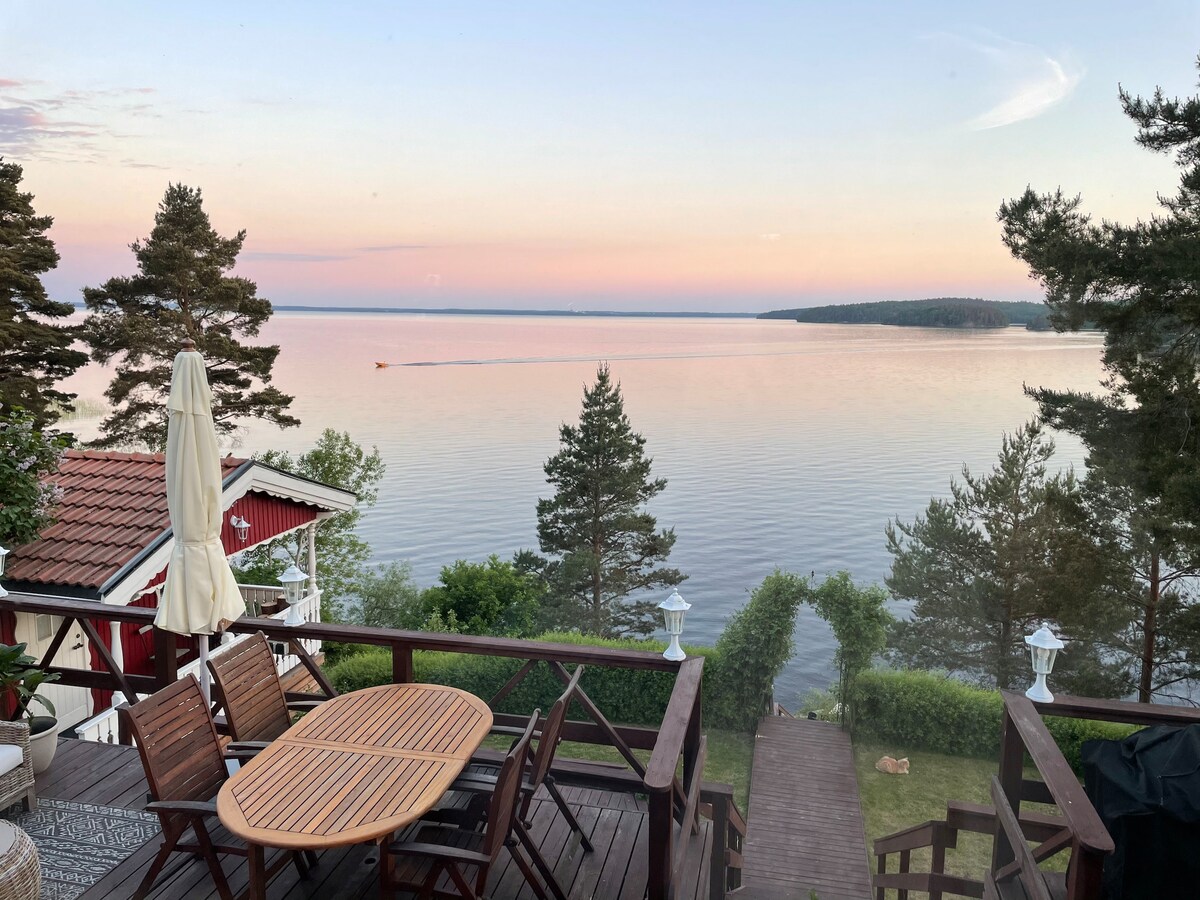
(758, 297, 1051, 329)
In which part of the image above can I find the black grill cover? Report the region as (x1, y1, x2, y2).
(1082, 724, 1200, 899)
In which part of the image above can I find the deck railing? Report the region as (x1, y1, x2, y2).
(874, 690, 1200, 899)
(74, 587, 322, 743)
(1, 592, 745, 899)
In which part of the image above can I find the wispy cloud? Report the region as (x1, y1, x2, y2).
(930, 31, 1083, 131)
(358, 243, 427, 252)
(0, 82, 159, 159)
(242, 251, 353, 263)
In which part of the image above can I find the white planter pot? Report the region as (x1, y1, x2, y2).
(28, 719, 58, 774)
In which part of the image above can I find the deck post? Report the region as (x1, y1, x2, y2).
(153, 626, 178, 689)
(648, 786, 673, 900)
(991, 706, 1024, 874)
(392, 642, 414, 683)
(708, 791, 728, 900)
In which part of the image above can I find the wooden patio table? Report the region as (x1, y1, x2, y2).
(217, 683, 493, 899)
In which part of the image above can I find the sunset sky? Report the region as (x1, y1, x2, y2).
(3, 1, 1198, 312)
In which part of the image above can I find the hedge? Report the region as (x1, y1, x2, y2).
(850, 669, 1138, 773)
(325, 632, 723, 729)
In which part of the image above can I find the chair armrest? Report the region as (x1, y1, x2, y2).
(488, 725, 542, 739)
(286, 700, 324, 712)
(146, 799, 218, 817)
(388, 840, 490, 866)
(224, 742, 269, 761)
(452, 774, 536, 796)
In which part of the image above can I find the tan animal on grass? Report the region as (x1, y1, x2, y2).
(874, 755, 910, 775)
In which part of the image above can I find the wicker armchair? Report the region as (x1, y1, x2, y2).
(0, 722, 36, 813)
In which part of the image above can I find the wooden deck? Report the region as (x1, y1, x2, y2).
(741, 716, 872, 899)
(31, 737, 713, 900)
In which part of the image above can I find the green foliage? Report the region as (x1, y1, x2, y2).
(0, 409, 71, 547)
(758, 298, 1048, 327)
(345, 561, 427, 630)
(809, 572, 893, 725)
(423, 556, 545, 637)
(709, 570, 809, 731)
(237, 429, 384, 620)
(850, 669, 1136, 773)
(530, 364, 683, 638)
(82, 183, 298, 450)
(325, 631, 721, 727)
(0, 159, 87, 428)
(999, 59, 1200, 702)
(886, 421, 1126, 696)
(0, 642, 59, 720)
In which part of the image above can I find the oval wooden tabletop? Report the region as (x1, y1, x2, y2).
(217, 683, 493, 849)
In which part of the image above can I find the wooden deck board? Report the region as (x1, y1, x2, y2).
(28, 737, 707, 900)
(741, 716, 873, 900)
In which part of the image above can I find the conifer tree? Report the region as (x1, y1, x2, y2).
(0, 159, 87, 426)
(886, 421, 1127, 696)
(83, 184, 297, 449)
(1000, 56, 1200, 700)
(532, 364, 683, 637)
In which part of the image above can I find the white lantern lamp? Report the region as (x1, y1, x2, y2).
(230, 514, 251, 543)
(1025, 622, 1065, 703)
(0, 544, 8, 599)
(658, 588, 691, 662)
(278, 565, 309, 626)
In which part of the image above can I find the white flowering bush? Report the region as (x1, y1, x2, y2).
(0, 410, 69, 547)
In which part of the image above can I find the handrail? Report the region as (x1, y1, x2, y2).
(998, 692, 1113, 857)
(989, 776, 1054, 900)
(0, 592, 681, 670)
(645, 657, 705, 791)
(1035, 693, 1200, 727)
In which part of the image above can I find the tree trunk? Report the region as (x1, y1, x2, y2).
(998, 611, 1012, 691)
(1138, 550, 1160, 704)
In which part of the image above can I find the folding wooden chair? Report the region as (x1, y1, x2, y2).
(120, 675, 310, 900)
(460, 665, 592, 847)
(382, 711, 549, 899)
(207, 631, 330, 744)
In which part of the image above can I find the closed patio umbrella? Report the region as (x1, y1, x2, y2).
(155, 339, 246, 703)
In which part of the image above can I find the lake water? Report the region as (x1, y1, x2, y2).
(61, 313, 1105, 703)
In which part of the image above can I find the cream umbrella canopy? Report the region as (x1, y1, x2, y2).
(155, 339, 247, 703)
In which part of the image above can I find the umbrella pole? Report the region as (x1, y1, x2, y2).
(199, 637, 211, 706)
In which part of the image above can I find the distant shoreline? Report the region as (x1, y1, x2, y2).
(272, 305, 759, 319)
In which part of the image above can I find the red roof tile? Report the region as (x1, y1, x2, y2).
(6, 449, 247, 593)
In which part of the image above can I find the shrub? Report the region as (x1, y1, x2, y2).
(324, 631, 721, 728)
(808, 571, 892, 726)
(708, 570, 809, 731)
(850, 669, 1137, 773)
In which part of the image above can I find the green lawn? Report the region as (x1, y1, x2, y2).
(855, 740, 1066, 886)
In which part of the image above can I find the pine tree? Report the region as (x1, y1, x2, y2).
(886, 421, 1127, 696)
(0, 159, 87, 427)
(83, 184, 298, 449)
(532, 364, 683, 637)
(999, 55, 1200, 701)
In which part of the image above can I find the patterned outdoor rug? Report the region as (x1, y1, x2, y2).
(3, 799, 160, 900)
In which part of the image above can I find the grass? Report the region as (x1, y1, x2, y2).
(855, 740, 1066, 887)
(481, 728, 754, 810)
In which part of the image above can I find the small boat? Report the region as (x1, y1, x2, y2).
(375, 362, 390, 368)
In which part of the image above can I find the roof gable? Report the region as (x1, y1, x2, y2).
(6, 450, 248, 595)
(5, 449, 356, 600)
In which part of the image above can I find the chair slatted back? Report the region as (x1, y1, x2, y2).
(482, 710, 539, 861)
(529, 665, 584, 790)
(120, 675, 226, 804)
(208, 632, 291, 743)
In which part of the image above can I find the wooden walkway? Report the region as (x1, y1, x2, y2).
(29, 738, 712, 900)
(741, 717, 872, 899)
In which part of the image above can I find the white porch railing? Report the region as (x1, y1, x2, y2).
(75, 586, 323, 744)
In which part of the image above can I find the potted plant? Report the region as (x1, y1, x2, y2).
(0, 643, 60, 773)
